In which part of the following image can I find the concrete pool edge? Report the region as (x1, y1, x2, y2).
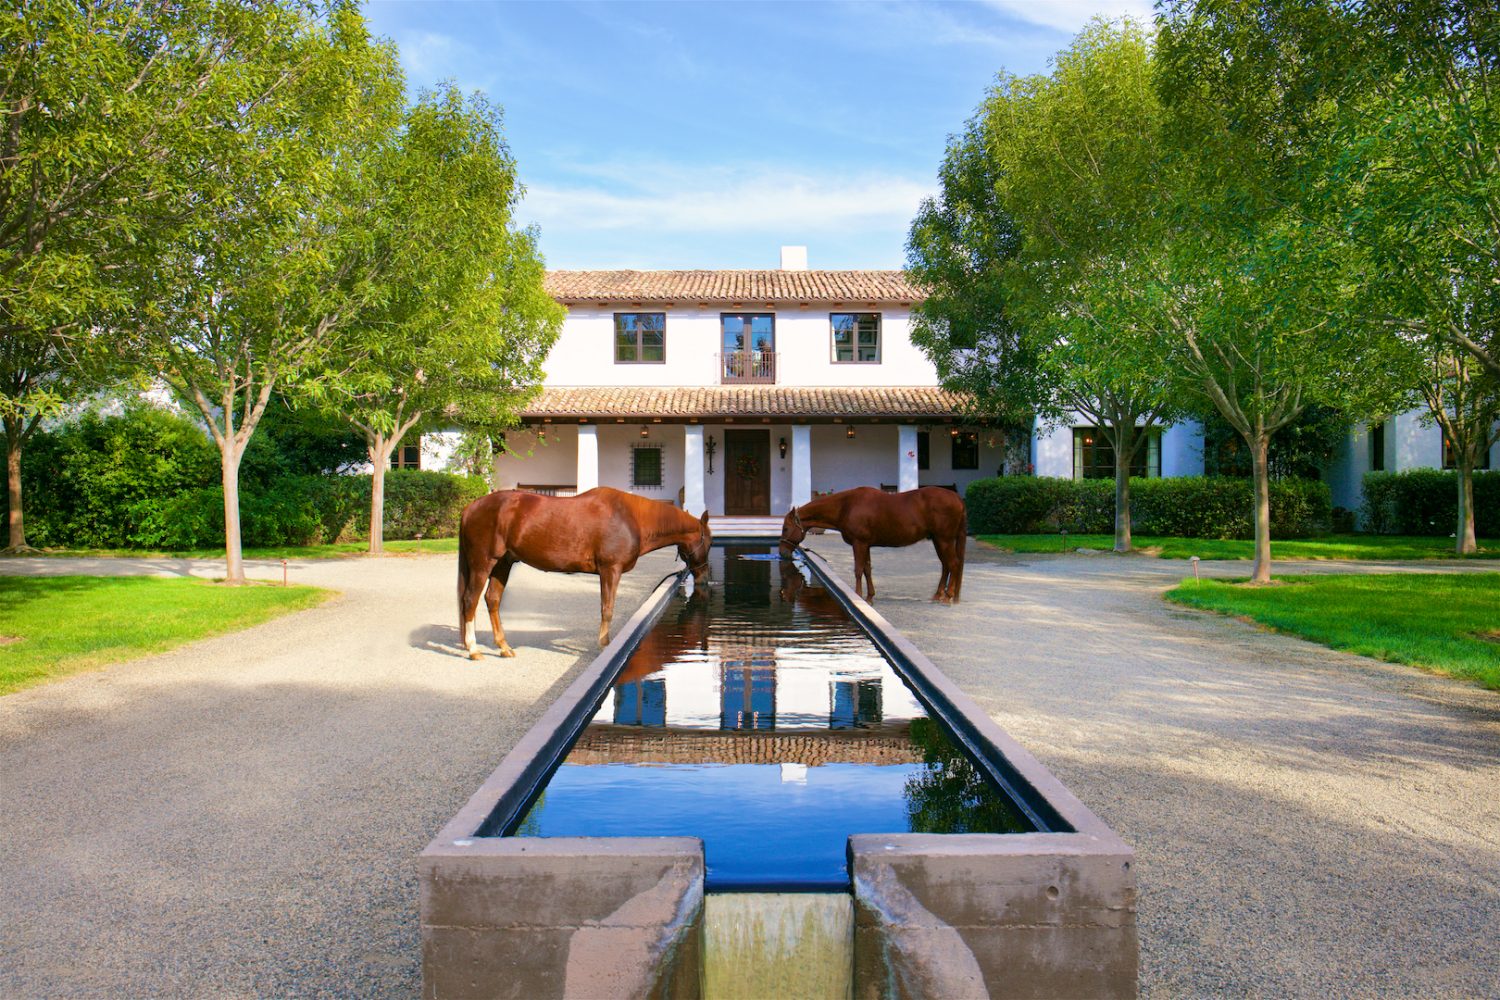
(802, 548, 1138, 998)
(419, 551, 1138, 998)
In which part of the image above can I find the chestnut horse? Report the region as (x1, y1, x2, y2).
(457, 487, 712, 659)
(779, 486, 966, 603)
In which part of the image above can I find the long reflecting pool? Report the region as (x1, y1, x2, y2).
(512, 545, 1034, 891)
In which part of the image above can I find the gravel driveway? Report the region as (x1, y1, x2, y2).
(0, 550, 680, 998)
(802, 539, 1500, 999)
(2, 544, 1497, 998)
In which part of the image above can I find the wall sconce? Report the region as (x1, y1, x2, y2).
(778, 437, 788, 459)
(846, 426, 856, 440)
(705, 433, 717, 474)
(949, 427, 960, 438)
(639, 425, 649, 439)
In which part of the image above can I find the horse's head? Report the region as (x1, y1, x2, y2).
(779, 505, 806, 556)
(678, 509, 712, 592)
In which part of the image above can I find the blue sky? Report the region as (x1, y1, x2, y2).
(363, 1, 1151, 271)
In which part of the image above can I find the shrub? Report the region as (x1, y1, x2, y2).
(373, 470, 489, 539)
(1362, 469, 1500, 537)
(965, 475, 1332, 539)
(12, 405, 219, 548)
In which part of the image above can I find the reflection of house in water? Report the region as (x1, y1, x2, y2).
(590, 548, 924, 739)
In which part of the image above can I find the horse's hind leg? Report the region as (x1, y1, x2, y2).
(949, 530, 967, 602)
(460, 559, 496, 660)
(598, 565, 622, 647)
(486, 558, 516, 657)
(853, 542, 874, 601)
(931, 538, 953, 603)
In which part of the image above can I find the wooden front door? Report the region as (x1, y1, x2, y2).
(723, 430, 771, 515)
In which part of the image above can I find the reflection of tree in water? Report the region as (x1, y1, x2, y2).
(903, 718, 1032, 834)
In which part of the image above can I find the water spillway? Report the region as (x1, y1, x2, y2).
(509, 545, 1033, 892)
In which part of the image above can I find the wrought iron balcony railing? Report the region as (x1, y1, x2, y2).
(721, 350, 777, 384)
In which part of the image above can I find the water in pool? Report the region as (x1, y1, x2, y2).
(512, 544, 1033, 891)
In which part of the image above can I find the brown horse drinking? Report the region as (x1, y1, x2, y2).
(779, 486, 966, 603)
(457, 487, 712, 659)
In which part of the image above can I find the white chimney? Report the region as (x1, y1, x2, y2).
(780, 245, 808, 271)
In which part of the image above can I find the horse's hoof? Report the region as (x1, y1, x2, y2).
(467, 650, 484, 661)
(499, 645, 516, 658)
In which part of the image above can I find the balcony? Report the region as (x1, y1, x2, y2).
(721, 350, 777, 384)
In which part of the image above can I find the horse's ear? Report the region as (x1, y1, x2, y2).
(699, 510, 710, 528)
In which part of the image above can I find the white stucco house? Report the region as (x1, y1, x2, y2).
(491, 247, 1205, 519)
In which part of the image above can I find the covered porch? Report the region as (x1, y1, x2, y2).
(493, 387, 1016, 519)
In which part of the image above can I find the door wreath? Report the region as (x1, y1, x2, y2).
(735, 454, 761, 480)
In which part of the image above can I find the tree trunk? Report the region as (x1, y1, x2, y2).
(221, 442, 246, 585)
(368, 435, 391, 556)
(1456, 458, 1477, 556)
(1249, 432, 1273, 584)
(1113, 424, 1135, 553)
(5, 419, 27, 551)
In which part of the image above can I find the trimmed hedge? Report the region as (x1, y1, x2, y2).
(1361, 469, 1500, 537)
(966, 475, 1332, 539)
(7, 407, 488, 549)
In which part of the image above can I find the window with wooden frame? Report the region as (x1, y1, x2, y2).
(1443, 433, 1493, 470)
(614, 312, 666, 363)
(831, 312, 880, 363)
(950, 431, 979, 470)
(1072, 427, 1161, 479)
(631, 443, 664, 488)
(390, 444, 421, 469)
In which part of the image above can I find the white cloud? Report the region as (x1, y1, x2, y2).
(982, 0, 1156, 34)
(522, 165, 933, 237)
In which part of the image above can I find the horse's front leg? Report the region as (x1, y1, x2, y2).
(486, 559, 517, 657)
(598, 565, 622, 647)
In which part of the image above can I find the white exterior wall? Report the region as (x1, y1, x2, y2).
(542, 306, 935, 388)
(494, 426, 579, 489)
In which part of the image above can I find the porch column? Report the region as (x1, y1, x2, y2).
(576, 424, 598, 493)
(683, 425, 706, 516)
(791, 424, 812, 509)
(898, 425, 919, 492)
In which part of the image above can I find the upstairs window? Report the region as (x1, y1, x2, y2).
(831, 313, 880, 363)
(632, 444, 663, 488)
(615, 313, 666, 363)
(951, 431, 979, 470)
(1073, 427, 1161, 479)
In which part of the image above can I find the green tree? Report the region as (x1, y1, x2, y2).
(314, 86, 561, 554)
(1156, 0, 1406, 582)
(0, 0, 286, 551)
(909, 20, 1182, 552)
(127, 4, 403, 583)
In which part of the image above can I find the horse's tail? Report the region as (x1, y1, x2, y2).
(952, 508, 967, 602)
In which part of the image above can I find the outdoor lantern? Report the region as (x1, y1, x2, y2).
(778, 437, 788, 459)
(950, 427, 959, 438)
(846, 427, 856, 439)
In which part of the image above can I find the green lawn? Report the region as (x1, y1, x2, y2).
(1165, 573, 1500, 690)
(979, 533, 1500, 560)
(0, 576, 333, 695)
(18, 536, 458, 561)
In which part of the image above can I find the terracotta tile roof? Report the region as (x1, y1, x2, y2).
(544, 269, 925, 304)
(519, 386, 969, 420)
